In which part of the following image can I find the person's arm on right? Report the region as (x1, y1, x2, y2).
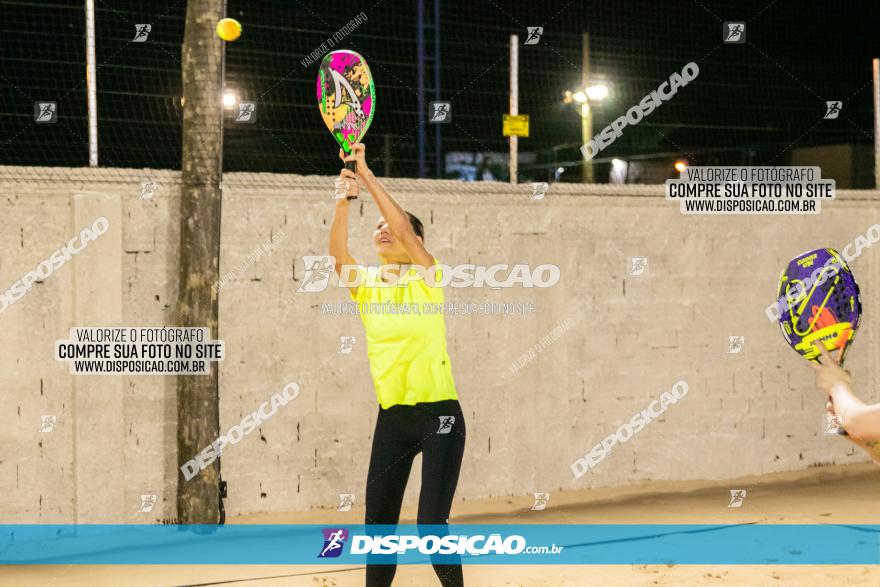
(812, 345, 880, 441)
(825, 399, 880, 463)
(827, 384, 880, 441)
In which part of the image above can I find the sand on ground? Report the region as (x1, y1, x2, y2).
(3, 463, 878, 586)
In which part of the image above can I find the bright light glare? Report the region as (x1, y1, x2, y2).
(674, 160, 687, 172)
(585, 84, 609, 101)
(222, 92, 237, 108)
(612, 158, 626, 168)
(572, 91, 587, 103)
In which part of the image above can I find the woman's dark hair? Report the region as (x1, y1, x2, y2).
(406, 211, 424, 240)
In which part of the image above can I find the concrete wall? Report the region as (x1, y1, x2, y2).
(1, 166, 878, 523)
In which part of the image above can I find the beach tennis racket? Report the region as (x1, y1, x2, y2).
(777, 247, 861, 365)
(777, 248, 861, 435)
(317, 49, 375, 199)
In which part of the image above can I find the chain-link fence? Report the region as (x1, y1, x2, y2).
(0, 0, 877, 185)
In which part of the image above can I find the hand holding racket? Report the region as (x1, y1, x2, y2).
(811, 344, 853, 395)
(813, 345, 855, 437)
(812, 344, 863, 440)
(334, 168, 359, 201)
(339, 142, 369, 176)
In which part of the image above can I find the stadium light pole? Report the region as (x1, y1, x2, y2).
(563, 83, 607, 181)
(581, 32, 591, 183)
(509, 34, 518, 185)
(873, 58, 879, 189)
(85, 0, 98, 166)
(417, 0, 426, 178)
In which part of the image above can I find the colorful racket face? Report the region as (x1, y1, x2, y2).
(777, 248, 861, 364)
(317, 50, 375, 155)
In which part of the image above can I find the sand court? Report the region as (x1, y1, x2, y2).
(4, 464, 877, 586)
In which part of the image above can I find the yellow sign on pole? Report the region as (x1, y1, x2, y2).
(503, 114, 529, 137)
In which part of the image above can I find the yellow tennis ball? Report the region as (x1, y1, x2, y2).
(216, 18, 241, 42)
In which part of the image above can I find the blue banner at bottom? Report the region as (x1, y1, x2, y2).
(1, 524, 878, 565)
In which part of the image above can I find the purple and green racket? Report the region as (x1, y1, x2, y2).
(777, 248, 861, 366)
(777, 248, 861, 436)
(317, 49, 375, 199)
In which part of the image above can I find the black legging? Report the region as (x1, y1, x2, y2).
(365, 399, 466, 587)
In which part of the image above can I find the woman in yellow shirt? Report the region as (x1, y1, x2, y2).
(329, 143, 465, 587)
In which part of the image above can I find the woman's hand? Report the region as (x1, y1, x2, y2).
(335, 168, 359, 201)
(810, 344, 853, 398)
(339, 142, 371, 177)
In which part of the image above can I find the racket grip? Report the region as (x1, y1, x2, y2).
(837, 354, 849, 435)
(344, 160, 358, 200)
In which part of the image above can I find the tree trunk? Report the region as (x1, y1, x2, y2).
(177, 0, 224, 525)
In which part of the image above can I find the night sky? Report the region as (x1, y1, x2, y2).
(0, 0, 877, 181)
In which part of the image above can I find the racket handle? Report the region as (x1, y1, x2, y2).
(344, 160, 358, 200)
(838, 352, 850, 434)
